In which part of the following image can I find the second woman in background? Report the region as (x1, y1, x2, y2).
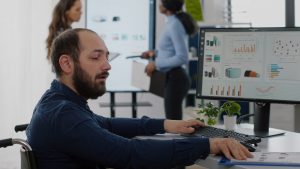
(46, 0, 82, 60)
(142, 0, 198, 121)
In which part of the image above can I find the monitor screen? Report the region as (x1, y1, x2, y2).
(197, 27, 300, 137)
(86, 0, 155, 91)
(197, 27, 300, 104)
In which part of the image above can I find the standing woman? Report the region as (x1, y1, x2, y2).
(142, 0, 198, 120)
(46, 0, 82, 60)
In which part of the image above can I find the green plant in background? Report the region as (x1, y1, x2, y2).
(196, 102, 220, 125)
(220, 101, 241, 116)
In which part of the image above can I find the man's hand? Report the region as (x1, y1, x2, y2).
(209, 138, 253, 160)
(164, 119, 204, 134)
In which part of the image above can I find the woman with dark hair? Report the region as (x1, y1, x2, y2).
(46, 0, 82, 60)
(142, 0, 198, 120)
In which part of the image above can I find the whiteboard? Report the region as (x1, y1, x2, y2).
(86, 0, 155, 91)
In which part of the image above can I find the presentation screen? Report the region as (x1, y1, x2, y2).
(86, 0, 155, 91)
(197, 27, 300, 103)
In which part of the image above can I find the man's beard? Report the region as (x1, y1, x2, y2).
(73, 64, 108, 99)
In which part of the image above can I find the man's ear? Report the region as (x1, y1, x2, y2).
(59, 55, 73, 74)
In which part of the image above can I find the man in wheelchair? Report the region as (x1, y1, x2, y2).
(25, 28, 252, 169)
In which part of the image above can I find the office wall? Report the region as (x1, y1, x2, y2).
(0, 0, 54, 134)
(0, 1, 54, 168)
(201, 0, 227, 25)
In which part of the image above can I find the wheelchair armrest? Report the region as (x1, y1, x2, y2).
(0, 138, 32, 151)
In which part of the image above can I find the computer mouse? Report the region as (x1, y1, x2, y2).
(240, 141, 256, 152)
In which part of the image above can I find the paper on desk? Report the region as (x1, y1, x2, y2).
(131, 61, 150, 90)
(219, 152, 300, 166)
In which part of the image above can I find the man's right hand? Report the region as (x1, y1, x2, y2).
(209, 138, 253, 160)
(164, 119, 204, 134)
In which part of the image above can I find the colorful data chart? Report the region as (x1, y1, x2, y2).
(205, 55, 221, 63)
(230, 40, 258, 61)
(210, 84, 242, 97)
(244, 70, 260, 78)
(233, 44, 256, 53)
(204, 67, 218, 78)
(205, 36, 221, 47)
(214, 55, 221, 62)
(225, 68, 241, 78)
(273, 39, 300, 56)
(205, 55, 213, 62)
(233, 40, 256, 54)
(269, 64, 283, 79)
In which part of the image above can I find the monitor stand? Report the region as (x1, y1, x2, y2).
(253, 102, 285, 138)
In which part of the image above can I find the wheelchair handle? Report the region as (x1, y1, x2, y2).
(0, 138, 32, 151)
(15, 124, 29, 132)
(0, 138, 13, 148)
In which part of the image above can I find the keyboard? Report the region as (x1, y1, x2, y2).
(184, 126, 261, 152)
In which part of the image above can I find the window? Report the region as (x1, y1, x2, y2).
(231, 0, 285, 27)
(296, 0, 300, 26)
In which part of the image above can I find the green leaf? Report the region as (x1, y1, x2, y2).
(196, 102, 221, 124)
(220, 101, 241, 116)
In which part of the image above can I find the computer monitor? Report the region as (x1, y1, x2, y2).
(197, 27, 300, 137)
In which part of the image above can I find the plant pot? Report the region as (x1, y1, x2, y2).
(223, 115, 237, 130)
(207, 117, 218, 126)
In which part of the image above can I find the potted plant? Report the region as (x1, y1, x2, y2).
(196, 102, 220, 126)
(220, 101, 241, 130)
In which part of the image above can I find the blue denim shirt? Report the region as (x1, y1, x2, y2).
(26, 80, 209, 169)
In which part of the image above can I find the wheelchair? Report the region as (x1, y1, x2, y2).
(0, 124, 37, 169)
(2, 124, 116, 169)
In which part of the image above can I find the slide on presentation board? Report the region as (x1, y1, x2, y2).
(86, 0, 155, 91)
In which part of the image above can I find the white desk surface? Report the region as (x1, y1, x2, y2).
(138, 124, 300, 168)
(195, 124, 300, 169)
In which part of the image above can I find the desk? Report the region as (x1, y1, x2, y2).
(99, 91, 152, 118)
(195, 124, 300, 169)
(138, 124, 300, 168)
